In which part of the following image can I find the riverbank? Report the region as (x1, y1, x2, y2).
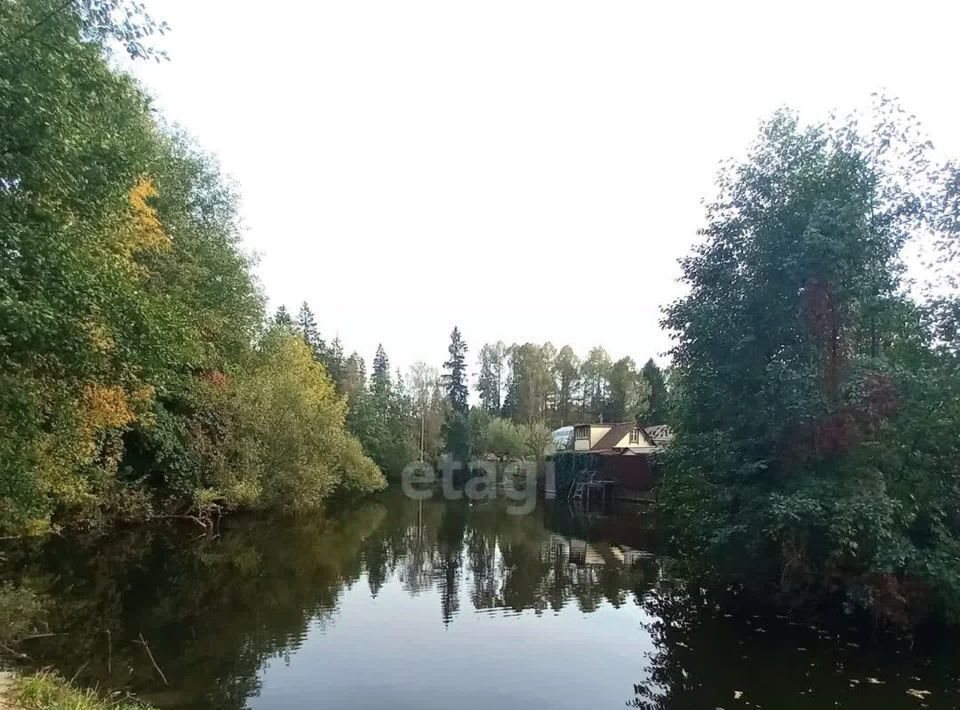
(0, 672, 16, 710)
(0, 671, 153, 710)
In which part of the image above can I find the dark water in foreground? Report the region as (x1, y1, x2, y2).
(4, 490, 958, 709)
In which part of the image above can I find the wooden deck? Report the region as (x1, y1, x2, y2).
(568, 475, 616, 506)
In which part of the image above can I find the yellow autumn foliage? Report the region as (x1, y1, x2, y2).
(83, 319, 116, 354)
(80, 384, 138, 431)
(112, 177, 171, 275)
(30, 383, 156, 521)
(226, 332, 386, 510)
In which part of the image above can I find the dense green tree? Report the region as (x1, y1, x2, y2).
(442, 328, 470, 462)
(442, 327, 469, 414)
(580, 347, 612, 421)
(232, 329, 385, 506)
(338, 345, 417, 479)
(640, 359, 669, 425)
(661, 104, 960, 626)
(370, 345, 391, 403)
(483, 418, 526, 462)
(520, 422, 554, 472)
(467, 407, 493, 456)
(475, 341, 659, 427)
(553, 346, 581, 425)
(502, 343, 555, 424)
(381, 367, 418, 476)
(442, 412, 471, 465)
(350, 346, 391, 472)
(0, 0, 383, 531)
(608, 357, 651, 423)
(475, 342, 507, 413)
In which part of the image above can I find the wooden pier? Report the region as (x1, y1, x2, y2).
(568, 473, 616, 507)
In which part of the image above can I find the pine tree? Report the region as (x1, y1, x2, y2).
(360, 345, 392, 474)
(296, 301, 325, 357)
(344, 353, 373, 456)
(641, 358, 669, 425)
(355, 348, 417, 478)
(442, 327, 470, 461)
(323, 337, 345, 390)
(392, 367, 410, 416)
(274, 305, 293, 327)
(371, 344, 391, 402)
(443, 327, 469, 415)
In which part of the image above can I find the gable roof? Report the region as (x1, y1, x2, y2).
(644, 424, 674, 445)
(592, 422, 639, 450)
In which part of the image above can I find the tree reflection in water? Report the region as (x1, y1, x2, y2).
(1, 492, 659, 708)
(4, 492, 954, 710)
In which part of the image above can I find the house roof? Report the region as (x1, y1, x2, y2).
(592, 422, 639, 450)
(644, 424, 674, 445)
(597, 446, 657, 456)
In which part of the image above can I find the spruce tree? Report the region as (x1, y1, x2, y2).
(273, 305, 293, 327)
(296, 301, 325, 357)
(442, 327, 470, 461)
(371, 344, 391, 403)
(323, 337, 345, 390)
(443, 327, 469, 414)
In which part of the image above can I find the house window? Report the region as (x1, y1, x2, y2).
(629, 429, 640, 444)
(574, 425, 590, 440)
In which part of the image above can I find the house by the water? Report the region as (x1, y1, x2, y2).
(549, 421, 673, 501)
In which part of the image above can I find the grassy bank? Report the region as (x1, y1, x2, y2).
(3, 671, 153, 710)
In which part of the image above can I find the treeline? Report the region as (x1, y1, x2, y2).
(661, 101, 960, 628)
(475, 342, 669, 426)
(273, 303, 421, 477)
(277, 309, 669, 476)
(0, 1, 384, 533)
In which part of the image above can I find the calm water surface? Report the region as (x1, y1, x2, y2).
(4, 490, 958, 709)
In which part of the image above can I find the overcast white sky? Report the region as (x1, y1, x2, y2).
(130, 0, 960, 378)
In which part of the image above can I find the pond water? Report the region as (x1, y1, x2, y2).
(4, 490, 958, 709)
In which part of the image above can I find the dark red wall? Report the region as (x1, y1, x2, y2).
(598, 453, 657, 491)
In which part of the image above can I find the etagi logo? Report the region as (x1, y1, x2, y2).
(401, 459, 555, 515)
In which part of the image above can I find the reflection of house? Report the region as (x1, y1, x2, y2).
(547, 533, 655, 569)
(619, 545, 656, 567)
(568, 539, 607, 566)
